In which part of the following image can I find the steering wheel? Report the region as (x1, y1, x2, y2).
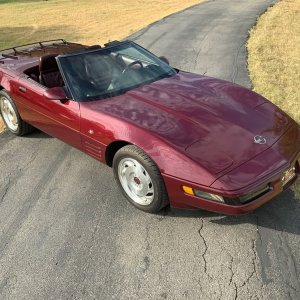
(112, 60, 144, 88)
(121, 61, 144, 75)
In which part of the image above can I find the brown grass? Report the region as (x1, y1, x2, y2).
(248, 0, 300, 197)
(0, 0, 204, 49)
(0, 119, 3, 132)
(248, 0, 300, 124)
(0, 0, 205, 132)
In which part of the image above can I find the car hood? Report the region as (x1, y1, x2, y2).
(86, 72, 291, 175)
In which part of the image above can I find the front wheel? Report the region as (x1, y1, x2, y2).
(113, 145, 169, 213)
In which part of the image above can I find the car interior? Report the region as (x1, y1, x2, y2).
(23, 45, 165, 100)
(24, 54, 63, 88)
(39, 54, 64, 88)
(24, 52, 142, 90)
(23, 45, 103, 89)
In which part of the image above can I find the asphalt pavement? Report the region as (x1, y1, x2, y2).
(1, 0, 300, 299)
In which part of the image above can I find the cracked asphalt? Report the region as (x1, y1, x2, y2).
(1, 0, 300, 299)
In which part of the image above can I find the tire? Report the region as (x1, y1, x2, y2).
(0, 90, 34, 136)
(113, 145, 169, 213)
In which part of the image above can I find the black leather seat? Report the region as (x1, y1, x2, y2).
(39, 54, 64, 88)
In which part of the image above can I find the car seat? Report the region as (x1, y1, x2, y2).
(39, 54, 64, 88)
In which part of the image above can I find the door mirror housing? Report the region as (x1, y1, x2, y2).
(43, 87, 67, 101)
(159, 56, 170, 65)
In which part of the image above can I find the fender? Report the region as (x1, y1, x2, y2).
(82, 111, 217, 187)
(0, 72, 13, 93)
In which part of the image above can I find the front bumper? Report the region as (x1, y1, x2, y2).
(163, 155, 300, 215)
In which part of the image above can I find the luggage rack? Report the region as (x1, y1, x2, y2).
(0, 39, 84, 63)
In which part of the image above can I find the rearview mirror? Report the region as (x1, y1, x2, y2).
(159, 56, 170, 65)
(43, 87, 67, 101)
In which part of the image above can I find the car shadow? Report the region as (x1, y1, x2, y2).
(0, 129, 53, 139)
(26, 130, 53, 139)
(161, 188, 300, 235)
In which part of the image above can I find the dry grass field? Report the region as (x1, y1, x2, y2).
(248, 0, 300, 124)
(248, 0, 300, 197)
(0, 0, 204, 132)
(0, 0, 203, 49)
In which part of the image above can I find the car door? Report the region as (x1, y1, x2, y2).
(12, 75, 82, 150)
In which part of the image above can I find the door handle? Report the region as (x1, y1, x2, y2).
(19, 86, 26, 92)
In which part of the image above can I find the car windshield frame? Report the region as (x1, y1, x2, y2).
(56, 41, 176, 102)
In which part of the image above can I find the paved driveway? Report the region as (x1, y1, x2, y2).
(1, 0, 299, 299)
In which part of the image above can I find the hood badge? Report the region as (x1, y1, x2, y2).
(254, 135, 267, 145)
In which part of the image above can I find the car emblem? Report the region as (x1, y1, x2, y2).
(254, 135, 267, 145)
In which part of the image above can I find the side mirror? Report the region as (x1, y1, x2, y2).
(43, 87, 67, 101)
(159, 56, 170, 65)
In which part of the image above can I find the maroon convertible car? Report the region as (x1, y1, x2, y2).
(0, 39, 299, 214)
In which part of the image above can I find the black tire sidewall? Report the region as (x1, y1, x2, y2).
(113, 146, 168, 213)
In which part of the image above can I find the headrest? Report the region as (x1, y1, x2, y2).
(85, 45, 101, 51)
(39, 54, 58, 72)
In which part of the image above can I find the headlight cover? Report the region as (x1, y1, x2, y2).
(182, 185, 224, 202)
(194, 190, 224, 202)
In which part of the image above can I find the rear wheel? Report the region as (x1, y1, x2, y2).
(0, 90, 33, 136)
(113, 145, 169, 213)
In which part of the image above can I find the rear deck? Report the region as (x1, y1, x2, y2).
(0, 39, 87, 66)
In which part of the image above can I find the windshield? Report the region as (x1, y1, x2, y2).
(57, 41, 176, 102)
